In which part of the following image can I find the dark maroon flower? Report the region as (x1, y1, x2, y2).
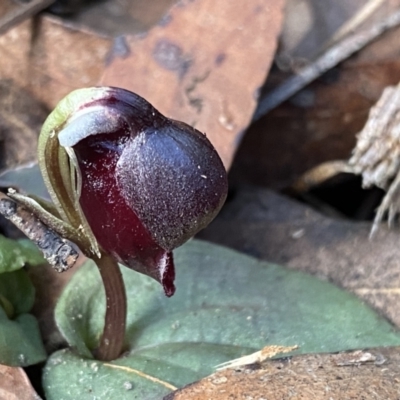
(41, 87, 228, 296)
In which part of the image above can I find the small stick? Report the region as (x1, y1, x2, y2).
(253, 8, 400, 121)
(291, 160, 353, 193)
(319, 0, 386, 52)
(0, 191, 78, 272)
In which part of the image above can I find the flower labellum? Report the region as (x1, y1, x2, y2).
(38, 87, 228, 296)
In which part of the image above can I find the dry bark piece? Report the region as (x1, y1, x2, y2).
(0, 365, 41, 400)
(166, 347, 400, 399)
(199, 186, 400, 328)
(349, 82, 400, 235)
(102, 0, 285, 168)
(0, 192, 78, 272)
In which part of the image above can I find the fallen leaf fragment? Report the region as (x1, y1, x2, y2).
(215, 344, 298, 370)
(0, 17, 111, 109)
(0, 364, 41, 400)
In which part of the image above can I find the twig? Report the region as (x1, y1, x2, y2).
(320, 0, 386, 52)
(0, 191, 78, 272)
(291, 160, 353, 193)
(253, 8, 400, 121)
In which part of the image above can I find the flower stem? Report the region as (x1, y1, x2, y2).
(93, 252, 127, 361)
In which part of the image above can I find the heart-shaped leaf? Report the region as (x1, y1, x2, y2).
(44, 240, 400, 399)
(0, 235, 44, 274)
(0, 270, 46, 366)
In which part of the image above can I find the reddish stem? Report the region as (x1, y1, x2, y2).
(93, 253, 127, 361)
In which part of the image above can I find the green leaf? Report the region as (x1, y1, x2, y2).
(0, 235, 44, 273)
(0, 270, 46, 366)
(44, 240, 400, 399)
(44, 350, 175, 400)
(0, 269, 35, 315)
(0, 311, 47, 367)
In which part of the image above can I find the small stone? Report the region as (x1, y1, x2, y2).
(211, 376, 228, 384)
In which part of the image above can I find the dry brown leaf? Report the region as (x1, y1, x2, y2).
(66, 0, 177, 36)
(0, 1, 180, 107)
(0, 80, 47, 171)
(0, 16, 111, 108)
(166, 347, 400, 400)
(0, 0, 283, 169)
(0, 365, 41, 400)
(101, 0, 285, 168)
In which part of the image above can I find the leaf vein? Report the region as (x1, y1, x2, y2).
(102, 363, 177, 391)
